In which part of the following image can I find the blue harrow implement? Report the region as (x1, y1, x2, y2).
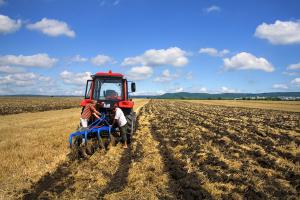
(69, 114, 116, 159)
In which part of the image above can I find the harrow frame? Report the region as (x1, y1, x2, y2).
(69, 114, 113, 148)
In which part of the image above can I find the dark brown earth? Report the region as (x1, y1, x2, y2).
(18, 100, 300, 199)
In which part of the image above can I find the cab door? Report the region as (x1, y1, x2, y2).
(85, 80, 93, 100)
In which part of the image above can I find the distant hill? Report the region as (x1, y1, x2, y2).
(132, 92, 300, 100)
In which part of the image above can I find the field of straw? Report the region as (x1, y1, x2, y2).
(0, 96, 82, 115)
(0, 98, 299, 199)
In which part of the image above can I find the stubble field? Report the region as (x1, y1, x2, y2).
(0, 98, 299, 199)
(0, 96, 82, 115)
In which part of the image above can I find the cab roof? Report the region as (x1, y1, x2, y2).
(93, 70, 123, 78)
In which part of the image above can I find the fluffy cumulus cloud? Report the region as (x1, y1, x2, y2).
(0, 65, 25, 73)
(272, 84, 288, 89)
(0, 53, 57, 68)
(0, 14, 22, 34)
(154, 69, 179, 82)
(122, 47, 188, 67)
(223, 52, 274, 72)
(287, 62, 300, 70)
(255, 20, 300, 45)
(198, 87, 208, 92)
(126, 66, 153, 81)
(69, 55, 88, 63)
(204, 5, 221, 13)
(220, 86, 238, 93)
(0, 72, 51, 86)
(91, 54, 115, 66)
(291, 78, 300, 85)
(199, 48, 229, 57)
(27, 18, 75, 38)
(60, 70, 92, 85)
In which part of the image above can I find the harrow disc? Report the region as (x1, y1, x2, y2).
(69, 136, 85, 160)
(85, 137, 99, 155)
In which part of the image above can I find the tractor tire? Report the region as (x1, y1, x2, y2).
(126, 111, 136, 144)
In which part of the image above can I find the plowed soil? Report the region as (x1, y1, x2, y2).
(1, 99, 299, 199)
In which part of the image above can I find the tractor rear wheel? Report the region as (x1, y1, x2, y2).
(126, 111, 136, 144)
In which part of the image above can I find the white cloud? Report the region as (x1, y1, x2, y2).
(0, 72, 51, 86)
(154, 69, 179, 82)
(38, 76, 51, 82)
(0, 14, 22, 34)
(220, 86, 238, 93)
(204, 5, 221, 13)
(174, 87, 184, 92)
(122, 47, 188, 67)
(72, 89, 84, 96)
(199, 87, 207, 92)
(69, 54, 115, 66)
(126, 66, 153, 81)
(27, 18, 75, 38)
(223, 52, 274, 72)
(0, 65, 25, 73)
(199, 48, 229, 57)
(0, 88, 13, 95)
(291, 78, 300, 85)
(272, 84, 288, 89)
(283, 71, 298, 76)
(69, 55, 88, 63)
(255, 20, 300, 45)
(186, 71, 193, 80)
(60, 70, 92, 85)
(91, 54, 115, 66)
(133, 90, 165, 96)
(0, 72, 84, 96)
(287, 62, 300, 70)
(0, 53, 57, 68)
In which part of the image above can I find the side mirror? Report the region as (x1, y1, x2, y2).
(131, 82, 136, 92)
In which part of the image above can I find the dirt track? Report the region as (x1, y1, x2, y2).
(18, 100, 300, 199)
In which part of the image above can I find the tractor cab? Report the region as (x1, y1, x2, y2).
(80, 70, 136, 115)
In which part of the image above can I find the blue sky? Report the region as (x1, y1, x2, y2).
(0, 0, 300, 95)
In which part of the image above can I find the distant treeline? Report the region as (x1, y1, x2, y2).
(132, 92, 300, 100)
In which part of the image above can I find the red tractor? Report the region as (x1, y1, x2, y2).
(80, 70, 136, 119)
(69, 70, 136, 158)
